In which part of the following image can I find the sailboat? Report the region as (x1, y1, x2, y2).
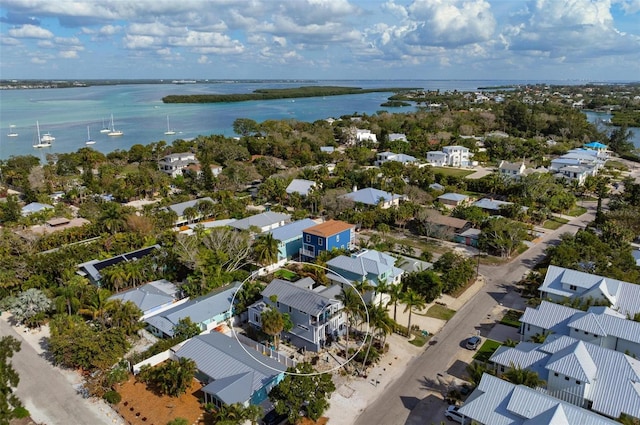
(164, 115, 176, 135)
(7, 125, 18, 137)
(33, 121, 52, 148)
(100, 118, 110, 133)
(85, 126, 96, 145)
(107, 114, 123, 136)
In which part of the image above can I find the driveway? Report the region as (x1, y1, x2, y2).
(0, 315, 119, 425)
(353, 203, 598, 425)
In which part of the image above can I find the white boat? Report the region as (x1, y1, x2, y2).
(85, 126, 96, 145)
(7, 125, 18, 137)
(107, 114, 123, 137)
(33, 121, 52, 148)
(164, 115, 176, 135)
(99, 118, 110, 133)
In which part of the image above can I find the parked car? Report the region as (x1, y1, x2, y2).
(465, 336, 481, 350)
(444, 405, 470, 424)
(262, 409, 287, 425)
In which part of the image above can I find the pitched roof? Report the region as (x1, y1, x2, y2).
(175, 332, 285, 405)
(144, 283, 239, 337)
(491, 335, 640, 419)
(422, 209, 469, 229)
(303, 220, 354, 238)
(326, 249, 403, 284)
(109, 279, 178, 312)
(229, 211, 291, 231)
(285, 179, 316, 196)
(261, 278, 337, 316)
(459, 373, 619, 425)
(520, 301, 581, 334)
(540, 265, 640, 316)
(267, 218, 318, 243)
(473, 198, 513, 211)
(340, 187, 401, 206)
(166, 197, 214, 217)
(437, 193, 469, 202)
(21, 202, 54, 214)
(77, 245, 160, 282)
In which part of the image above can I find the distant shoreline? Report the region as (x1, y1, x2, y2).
(162, 86, 419, 104)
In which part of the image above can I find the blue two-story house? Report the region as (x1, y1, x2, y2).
(326, 249, 404, 305)
(300, 219, 355, 261)
(248, 277, 345, 352)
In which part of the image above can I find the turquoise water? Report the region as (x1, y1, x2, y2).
(0, 79, 620, 160)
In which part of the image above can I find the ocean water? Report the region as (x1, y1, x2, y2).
(0, 80, 636, 160)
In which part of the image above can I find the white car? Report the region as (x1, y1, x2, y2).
(444, 405, 470, 424)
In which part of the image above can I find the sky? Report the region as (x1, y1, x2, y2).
(0, 0, 639, 81)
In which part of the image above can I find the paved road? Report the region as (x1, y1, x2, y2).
(354, 204, 597, 425)
(0, 319, 115, 425)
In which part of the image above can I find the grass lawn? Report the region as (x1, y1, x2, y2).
(424, 304, 457, 321)
(567, 206, 587, 216)
(500, 309, 523, 328)
(473, 339, 502, 363)
(542, 217, 569, 230)
(431, 167, 476, 178)
(409, 331, 431, 347)
(274, 268, 299, 281)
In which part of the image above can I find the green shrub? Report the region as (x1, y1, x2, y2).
(103, 390, 122, 404)
(13, 406, 30, 419)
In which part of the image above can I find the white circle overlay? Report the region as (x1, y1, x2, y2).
(228, 261, 371, 377)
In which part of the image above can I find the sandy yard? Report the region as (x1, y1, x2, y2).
(114, 377, 205, 425)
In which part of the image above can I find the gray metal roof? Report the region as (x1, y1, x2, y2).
(492, 335, 640, 419)
(167, 197, 214, 217)
(340, 187, 401, 206)
(520, 301, 579, 334)
(109, 279, 178, 312)
(437, 193, 469, 202)
(145, 283, 239, 337)
(540, 266, 640, 316)
(326, 249, 403, 283)
(459, 373, 621, 425)
(266, 218, 317, 243)
(473, 198, 512, 211)
(261, 279, 337, 316)
(285, 179, 316, 196)
(176, 332, 285, 405)
(229, 211, 291, 231)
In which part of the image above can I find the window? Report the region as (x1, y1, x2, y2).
(297, 324, 309, 331)
(576, 380, 581, 385)
(276, 302, 280, 308)
(318, 238, 323, 246)
(569, 285, 577, 291)
(565, 376, 570, 381)
(336, 234, 340, 242)
(554, 372, 559, 377)
(306, 235, 311, 242)
(584, 331, 589, 335)
(289, 306, 292, 313)
(500, 366, 505, 372)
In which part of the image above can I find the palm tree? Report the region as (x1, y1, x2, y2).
(54, 276, 86, 315)
(253, 233, 279, 266)
(503, 363, 545, 388)
(124, 261, 145, 288)
(336, 286, 361, 353)
(466, 361, 492, 387)
(100, 265, 128, 293)
(105, 299, 143, 336)
(402, 288, 426, 334)
(387, 283, 403, 322)
(261, 307, 285, 349)
(79, 287, 112, 325)
(368, 303, 393, 347)
(374, 278, 392, 307)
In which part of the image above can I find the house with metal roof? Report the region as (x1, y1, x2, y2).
(145, 283, 240, 338)
(472, 198, 520, 215)
(248, 278, 345, 352)
(489, 335, 640, 421)
(174, 332, 285, 407)
(426, 145, 472, 167)
(300, 220, 355, 261)
(157, 152, 198, 178)
(325, 249, 404, 305)
(229, 211, 291, 233)
(165, 197, 215, 226)
(498, 160, 526, 179)
(437, 192, 469, 207)
(340, 187, 403, 209)
(108, 279, 186, 319)
(285, 179, 317, 197)
(520, 300, 640, 358)
(264, 218, 318, 261)
(458, 373, 620, 425)
(539, 265, 640, 317)
(77, 245, 160, 286)
(374, 151, 417, 166)
(21, 202, 54, 216)
(454, 228, 481, 247)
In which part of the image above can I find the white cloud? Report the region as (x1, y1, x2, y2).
(59, 50, 79, 59)
(197, 55, 209, 64)
(123, 34, 157, 50)
(99, 25, 121, 36)
(8, 24, 53, 39)
(30, 57, 46, 64)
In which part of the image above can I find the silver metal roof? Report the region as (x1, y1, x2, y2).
(261, 279, 338, 316)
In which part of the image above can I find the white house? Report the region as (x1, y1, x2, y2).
(340, 187, 403, 209)
(426, 145, 472, 167)
(520, 300, 640, 358)
(374, 151, 417, 166)
(458, 373, 620, 425)
(490, 335, 640, 420)
(388, 133, 408, 142)
(356, 129, 377, 143)
(285, 179, 317, 197)
(158, 152, 198, 178)
(229, 211, 291, 233)
(498, 160, 526, 179)
(539, 265, 640, 317)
